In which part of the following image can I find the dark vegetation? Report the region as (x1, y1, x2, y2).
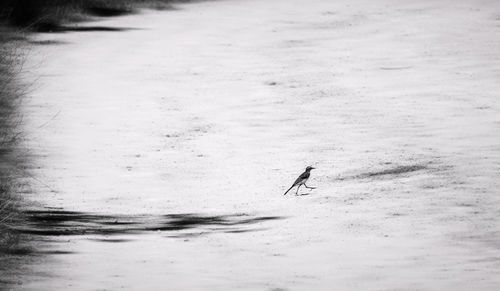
(0, 0, 198, 32)
(0, 34, 34, 291)
(0, 28, 26, 256)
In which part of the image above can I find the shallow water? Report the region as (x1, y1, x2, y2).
(10, 0, 500, 289)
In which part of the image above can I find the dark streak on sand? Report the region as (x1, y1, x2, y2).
(34, 24, 136, 33)
(362, 164, 427, 178)
(16, 210, 284, 238)
(28, 40, 68, 45)
(337, 164, 428, 181)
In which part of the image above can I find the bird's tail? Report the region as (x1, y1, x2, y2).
(283, 185, 294, 196)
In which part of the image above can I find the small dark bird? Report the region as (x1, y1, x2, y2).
(284, 166, 316, 196)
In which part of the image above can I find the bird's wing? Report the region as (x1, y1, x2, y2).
(292, 171, 310, 186)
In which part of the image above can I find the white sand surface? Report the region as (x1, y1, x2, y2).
(17, 0, 500, 289)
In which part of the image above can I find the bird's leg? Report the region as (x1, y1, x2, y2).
(304, 184, 316, 189)
(295, 184, 301, 195)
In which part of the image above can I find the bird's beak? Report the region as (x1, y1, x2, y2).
(311, 167, 316, 169)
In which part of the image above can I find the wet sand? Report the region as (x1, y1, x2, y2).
(11, 0, 500, 289)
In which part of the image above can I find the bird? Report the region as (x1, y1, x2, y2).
(283, 166, 316, 196)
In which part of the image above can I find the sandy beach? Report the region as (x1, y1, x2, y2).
(7, 0, 500, 289)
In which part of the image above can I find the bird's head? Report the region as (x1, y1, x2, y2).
(306, 166, 315, 171)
